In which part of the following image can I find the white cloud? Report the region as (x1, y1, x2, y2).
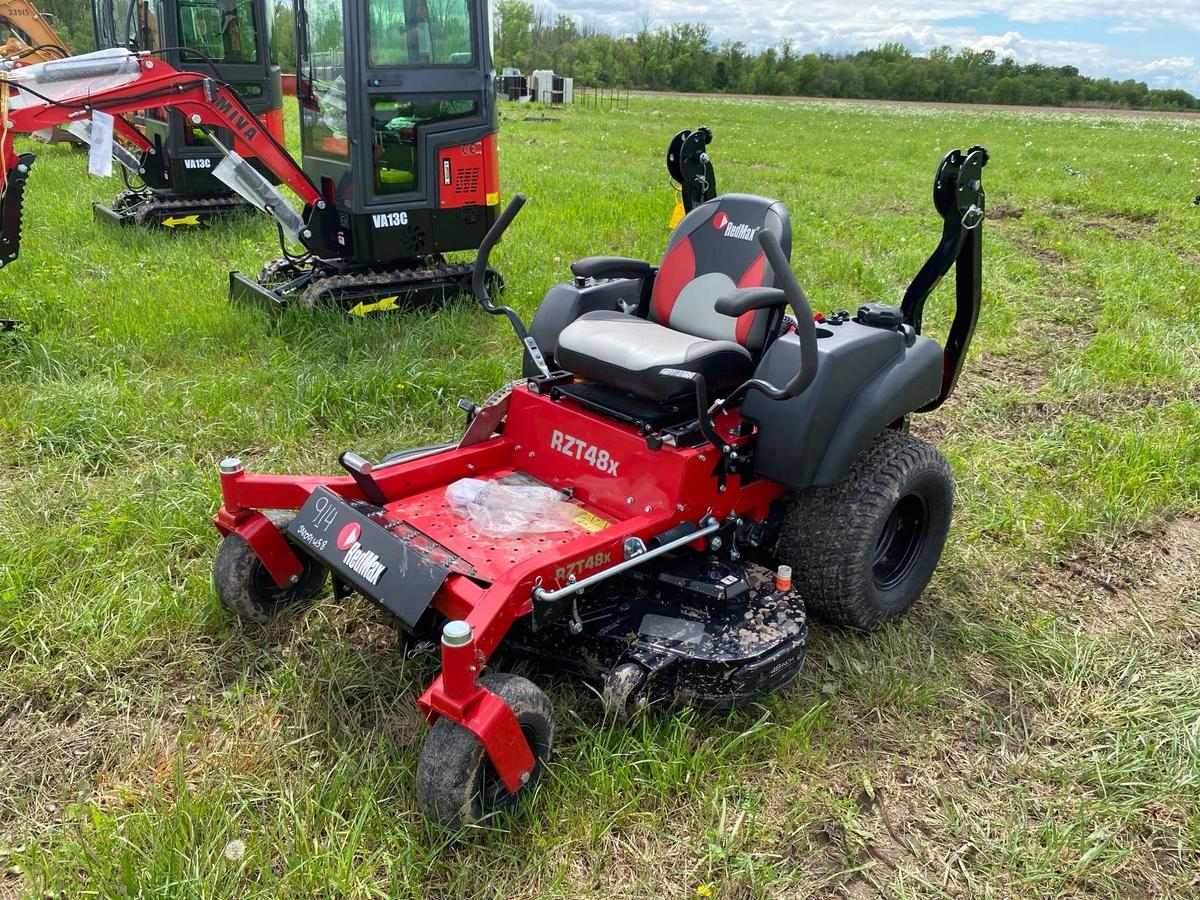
(543, 0, 1200, 92)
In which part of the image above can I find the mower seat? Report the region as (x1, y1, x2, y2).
(556, 194, 791, 402)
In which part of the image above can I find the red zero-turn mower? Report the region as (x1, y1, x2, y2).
(211, 145, 988, 827)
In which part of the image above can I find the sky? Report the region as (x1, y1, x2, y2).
(545, 0, 1200, 95)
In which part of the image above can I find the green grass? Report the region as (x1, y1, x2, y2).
(1, 95, 1199, 898)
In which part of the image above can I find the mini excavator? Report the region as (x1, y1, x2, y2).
(2, 0, 501, 317)
(89, 0, 285, 227)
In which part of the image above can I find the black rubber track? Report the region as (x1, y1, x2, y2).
(776, 430, 954, 632)
(415, 673, 554, 829)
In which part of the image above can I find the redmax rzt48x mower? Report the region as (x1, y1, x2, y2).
(88, 0, 286, 229)
(209, 144, 988, 828)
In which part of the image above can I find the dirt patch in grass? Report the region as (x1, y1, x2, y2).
(0, 695, 171, 844)
(987, 205, 1024, 220)
(1051, 206, 1159, 239)
(1004, 228, 1077, 271)
(1025, 517, 1200, 637)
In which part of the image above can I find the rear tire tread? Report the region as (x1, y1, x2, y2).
(777, 430, 953, 632)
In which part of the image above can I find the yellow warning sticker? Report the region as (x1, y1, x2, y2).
(486, 192, 500, 206)
(348, 295, 399, 318)
(573, 509, 609, 533)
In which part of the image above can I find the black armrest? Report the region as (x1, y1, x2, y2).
(715, 286, 788, 318)
(570, 256, 654, 280)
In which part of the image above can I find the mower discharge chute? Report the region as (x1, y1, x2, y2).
(87, 0, 286, 229)
(207, 142, 988, 828)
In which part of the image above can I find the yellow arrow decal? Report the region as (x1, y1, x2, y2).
(162, 215, 201, 228)
(348, 295, 400, 317)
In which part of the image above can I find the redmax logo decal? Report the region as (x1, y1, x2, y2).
(712, 210, 759, 241)
(337, 520, 387, 586)
(337, 522, 361, 551)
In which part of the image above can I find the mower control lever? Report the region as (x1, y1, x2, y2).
(714, 286, 788, 317)
(471, 193, 551, 378)
(717, 230, 819, 409)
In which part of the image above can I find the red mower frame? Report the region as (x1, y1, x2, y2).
(214, 384, 787, 791)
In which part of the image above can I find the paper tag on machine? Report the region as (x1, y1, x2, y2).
(87, 110, 115, 178)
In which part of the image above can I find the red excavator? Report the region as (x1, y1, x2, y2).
(89, 0, 287, 227)
(1, 26, 498, 318)
(5, 0, 503, 316)
(1, 48, 319, 264)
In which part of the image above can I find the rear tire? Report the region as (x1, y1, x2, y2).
(213, 511, 327, 623)
(416, 673, 554, 829)
(776, 430, 953, 631)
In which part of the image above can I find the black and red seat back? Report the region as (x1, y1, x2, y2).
(650, 193, 791, 351)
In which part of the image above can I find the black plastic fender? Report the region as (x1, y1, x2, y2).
(744, 320, 942, 489)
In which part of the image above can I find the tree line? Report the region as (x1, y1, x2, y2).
(25, 0, 1198, 112)
(491, 0, 1199, 112)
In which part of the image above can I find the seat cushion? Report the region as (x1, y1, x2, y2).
(556, 310, 753, 402)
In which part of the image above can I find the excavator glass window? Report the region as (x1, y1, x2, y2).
(98, 0, 161, 51)
(300, 0, 349, 159)
(3, 21, 32, 47)
(368, 0, 473, 67)
(370, 95, 477, 194)
(176, 0, 260, 63)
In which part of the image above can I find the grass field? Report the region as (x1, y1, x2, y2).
(1, 94, 1199, 898)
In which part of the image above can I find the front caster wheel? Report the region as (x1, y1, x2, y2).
(213, 510, 327, 623)
(416, 673, 554, 829)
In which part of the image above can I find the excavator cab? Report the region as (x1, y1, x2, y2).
(271, 0, 499, 293)
(90, 0, 285, 226)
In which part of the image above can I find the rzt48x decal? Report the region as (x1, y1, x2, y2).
(550, 430, 620, 475)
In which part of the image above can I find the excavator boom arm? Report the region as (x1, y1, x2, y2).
(1, 51, 324, 265)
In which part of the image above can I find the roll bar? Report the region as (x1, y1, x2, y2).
(901, 145, 988, 410)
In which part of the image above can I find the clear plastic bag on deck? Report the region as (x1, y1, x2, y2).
(445, 477, 579, 537)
